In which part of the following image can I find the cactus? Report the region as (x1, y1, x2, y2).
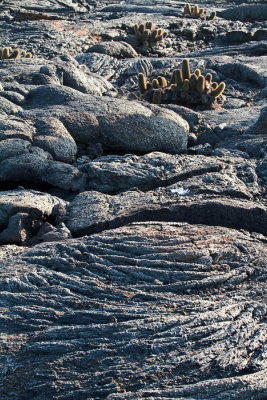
(158, 76, 167, 87)
(152, 89, 161, 104)
(182, 79, 190, 91)
(138, 73, 147, 94)
(212, 82, 225, 98)
(152, 79, 160, 89)
(183, 3, 216, 20)
(182, 59, 191, 81)
(137, 59, 226, 109)
(2, 47, 10, 59)
(207, 11, 216, 21)
(145, 21, 153, 30)
(196, 75, 205, 94)
(193, 5, 199, 16)
(0, 46, 33, 60)
(9, 48, 21, 59)
(189, 74, 197, 90)
(205, 73, 212, 83)
(134, 23, 168, 47)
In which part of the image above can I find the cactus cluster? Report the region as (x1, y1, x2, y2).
(138, 59, 225, 108)
(0, 47, 32, 60)
(134, 22, 168, 47)
(183, 3, 216, 21)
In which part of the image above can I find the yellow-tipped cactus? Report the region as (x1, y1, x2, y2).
(158, 76, 168, 87)
(184, 3, 191, 15)
(2, 47, 10, 59)
(182, 59, 191, 80)
(25, 52, 33, 58)
(194, 69, 201, 78)
(138, 73, 147, 94)
(205, 73, 212, 83)
(208, 11, 216, 21)
(212, 82, 225, 98)
(152, 89, 161, 104)
(193, 5, 199, 16)
(9, 48, 21, 59)
(146, 21, 153, 30)
(152, 79, 160, 89)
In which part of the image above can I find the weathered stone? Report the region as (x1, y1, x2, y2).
(87, 41, 138, 59)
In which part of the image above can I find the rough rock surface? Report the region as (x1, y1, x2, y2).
(0, 0, 266, 399)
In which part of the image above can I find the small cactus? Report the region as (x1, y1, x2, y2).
(152, 89, 161, 104)
(138, 73, 147, 94)
(183, 3, 216, 20)
(196, 75, 205, 94)
(182, 59, 191, 81)
(205, 73, 212, 83)
(2, 47, 10, 59)
(194, 69, 201, 78)
(134, 23, 168, 47)
(212, 82, 225, 98)
(0, 46, 33, 60)
(9, 48, 21, 59)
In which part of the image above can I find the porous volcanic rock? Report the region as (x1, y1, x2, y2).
(0, 0, 267, 399)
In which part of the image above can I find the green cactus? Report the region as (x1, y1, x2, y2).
(193, 5, 199, 16)
(152, 79, 160, 89)
(2, 47, 10, 59)
(183, 3, 215, 20)
(212, 82, 225, 98)
(152, 89, 161, 104)
(138, 73, 147, 94)
(134, 22, 168, 47)
(146, 21, 153, 30)
(208, 11, 216, 21)
(184, 3, 191, 15)
(205, 73, 212, 83)
(9, 48, 21, 59)
(183, 79, 190, 91)
(189, 74, 197, 90)
(158, 76, 168, 87)
(182, 59, 191, 81)
(196, 75, 205, 94)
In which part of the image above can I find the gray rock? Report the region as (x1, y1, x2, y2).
(245, 106, 267, 135)
(26, 85, 189, 153)
(1, 221, 266, 398)
(226, 30, 252, 44)
(218, 4, 267, 22)
(0, 96, 23, 114)
(33, 117, 77, 163)
(65, 188, 266, 237)
(0, 189, 66, 244)
(87, 41, 138, 59)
